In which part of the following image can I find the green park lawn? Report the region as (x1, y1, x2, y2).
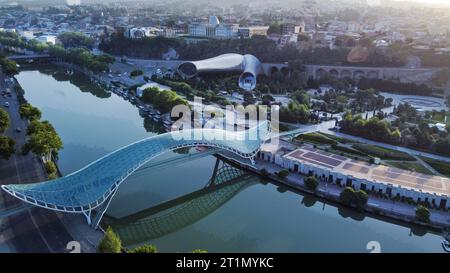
(295, 132, 338, 145)
(418, 156, 450, 177)
(318, 132, 359, 144)
(352, 144, 416, 161)
(385, 161, 433, 175)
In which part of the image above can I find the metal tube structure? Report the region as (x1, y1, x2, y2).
(177, 53, 263, 91)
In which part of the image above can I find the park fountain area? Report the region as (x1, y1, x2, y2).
(379, 92, 448, 111)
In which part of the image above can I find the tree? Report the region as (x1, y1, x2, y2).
(432, 68, 450, 87)
(0, 108, 10, 133)
(23, 120, 63, 160)
(97, 227, 122, 253)
(19, 103, 42, 120)
(260, 168, 269, 178)
(129, 244, 157, 253)
(44, 161, 57, 179)
(58, 32, 95, 49)
(141, 86, 161, 103)
(267, 23, 281, 35)
(304, 176, 319, 191)
(433, 138, 450, 157)
(340, 187, 355, 206)
(0, 56, 19, 76)
(277, 169, 289, 179)
(339, 187, 368, 209)
(0, 135, 15, 160)
(280, 101, 310, 124)
(298, 34, 309, 42)
(415, 205, 430, 223)
(355, 190, 369, 207)
(192, 249, 208, 253)
(48, 45, 112, 73)
(100, 33, 297, 63)
(130, 70, 143, 77)
(141, 87, 188, 114)
(290, 90, 310, 105)
(243, 91, 255, 105)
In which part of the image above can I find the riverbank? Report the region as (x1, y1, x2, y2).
(33, 62, 450, 232)
(2, 72, 103, 253)
(216, 152, 450, 232)
(9, 77, 64, 179)
(0, 72, 75, 253)
(14, 68, 447, 252)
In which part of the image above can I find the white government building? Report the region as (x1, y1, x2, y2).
(258, 143, 450, 209)
(188, 16, 239, 39)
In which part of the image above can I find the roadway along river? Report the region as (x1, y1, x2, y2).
(15, 67, 445, 253)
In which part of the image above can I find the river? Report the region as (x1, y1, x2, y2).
(15, 67, 446, 253)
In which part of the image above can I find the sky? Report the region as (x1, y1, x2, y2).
(396, 0, 450, 4)
(5, 0, 450, 7)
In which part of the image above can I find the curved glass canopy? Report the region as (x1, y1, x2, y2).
(1, 121, 269, 216)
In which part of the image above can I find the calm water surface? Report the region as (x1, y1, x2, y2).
(15, 68, 446, 253)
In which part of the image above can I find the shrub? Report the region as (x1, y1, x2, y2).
(415, 205, 430, 222)
(260, 168, 269, 178)
(304, 176, 319, 191)
(277, 169, 290, 178)
(192, 249, 208, 253)
(130, 70, 143, 77)
(0, 108, 10, 133)
(44, 161, 57, 176)
(97, 227, 122, 253)
(129, 244, 157, 253)
(339, 187, 368, 209)
(0, 135, 15, 160)
(48, 172, 58, 180)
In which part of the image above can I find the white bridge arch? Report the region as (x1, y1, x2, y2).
(1, 121, 270, 228)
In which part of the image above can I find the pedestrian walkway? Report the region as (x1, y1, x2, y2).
(412, 155, 440, 175)
(324, 130, 450, 163)
(253, 158, 450, 228)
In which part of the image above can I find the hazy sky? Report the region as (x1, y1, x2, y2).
(396, 0, 450, 4)
(6, 0, 450, 7)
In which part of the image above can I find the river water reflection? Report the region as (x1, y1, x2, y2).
(15, 67, 445, 252)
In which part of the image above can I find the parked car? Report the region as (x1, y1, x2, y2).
(3, 102, 9, 107)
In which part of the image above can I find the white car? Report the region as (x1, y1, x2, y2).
(3, 102, 9, 107)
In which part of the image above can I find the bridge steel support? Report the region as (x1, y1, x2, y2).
(1, 122, 270, 228)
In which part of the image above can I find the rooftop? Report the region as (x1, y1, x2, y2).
(282, 146, 450, 197)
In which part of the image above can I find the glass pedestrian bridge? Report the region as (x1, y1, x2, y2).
(107, 161, 256, 246)
(1, 121, 270, 228)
